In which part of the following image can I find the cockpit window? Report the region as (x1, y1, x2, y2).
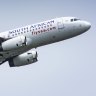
(71, 19, 74, 22)
(70, 18, 80, 22)
(74, 18, 80, 21)
(74, 18, 77, 21)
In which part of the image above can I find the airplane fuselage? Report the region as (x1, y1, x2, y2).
(0, 17, 91, 47)
(0, 17, 91, 66)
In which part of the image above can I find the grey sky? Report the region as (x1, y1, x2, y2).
(0, 0, 95, 96)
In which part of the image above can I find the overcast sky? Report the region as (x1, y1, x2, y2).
(0, 0, 95, 96)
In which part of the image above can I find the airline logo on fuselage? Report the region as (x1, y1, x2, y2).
(8, 20, 56, 37)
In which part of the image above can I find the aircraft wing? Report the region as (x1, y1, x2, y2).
(0, 37, 7, 44)
(0, 52, 6, 64)
(0, 51, 17, 65)
(0, 37, 8, 64)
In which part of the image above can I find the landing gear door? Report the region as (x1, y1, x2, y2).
(57, 18, 64, 31)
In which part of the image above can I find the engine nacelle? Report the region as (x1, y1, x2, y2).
(0, 36, 27, 51)
(9, 51, 38, 67)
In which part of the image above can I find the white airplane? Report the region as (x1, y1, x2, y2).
(0, 17, 91, 67)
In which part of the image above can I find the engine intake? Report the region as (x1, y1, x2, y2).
(9, 51, 38, 67)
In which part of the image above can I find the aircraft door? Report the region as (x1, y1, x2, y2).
(57, 18, 64, 31)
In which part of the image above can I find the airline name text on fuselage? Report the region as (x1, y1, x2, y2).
(8, 20, 56, 37)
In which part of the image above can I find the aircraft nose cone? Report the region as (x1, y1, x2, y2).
(84, 21, 91, 30)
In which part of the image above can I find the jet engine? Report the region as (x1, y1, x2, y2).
(8, 51, 38, 67)
(0, 36, 28, 51)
